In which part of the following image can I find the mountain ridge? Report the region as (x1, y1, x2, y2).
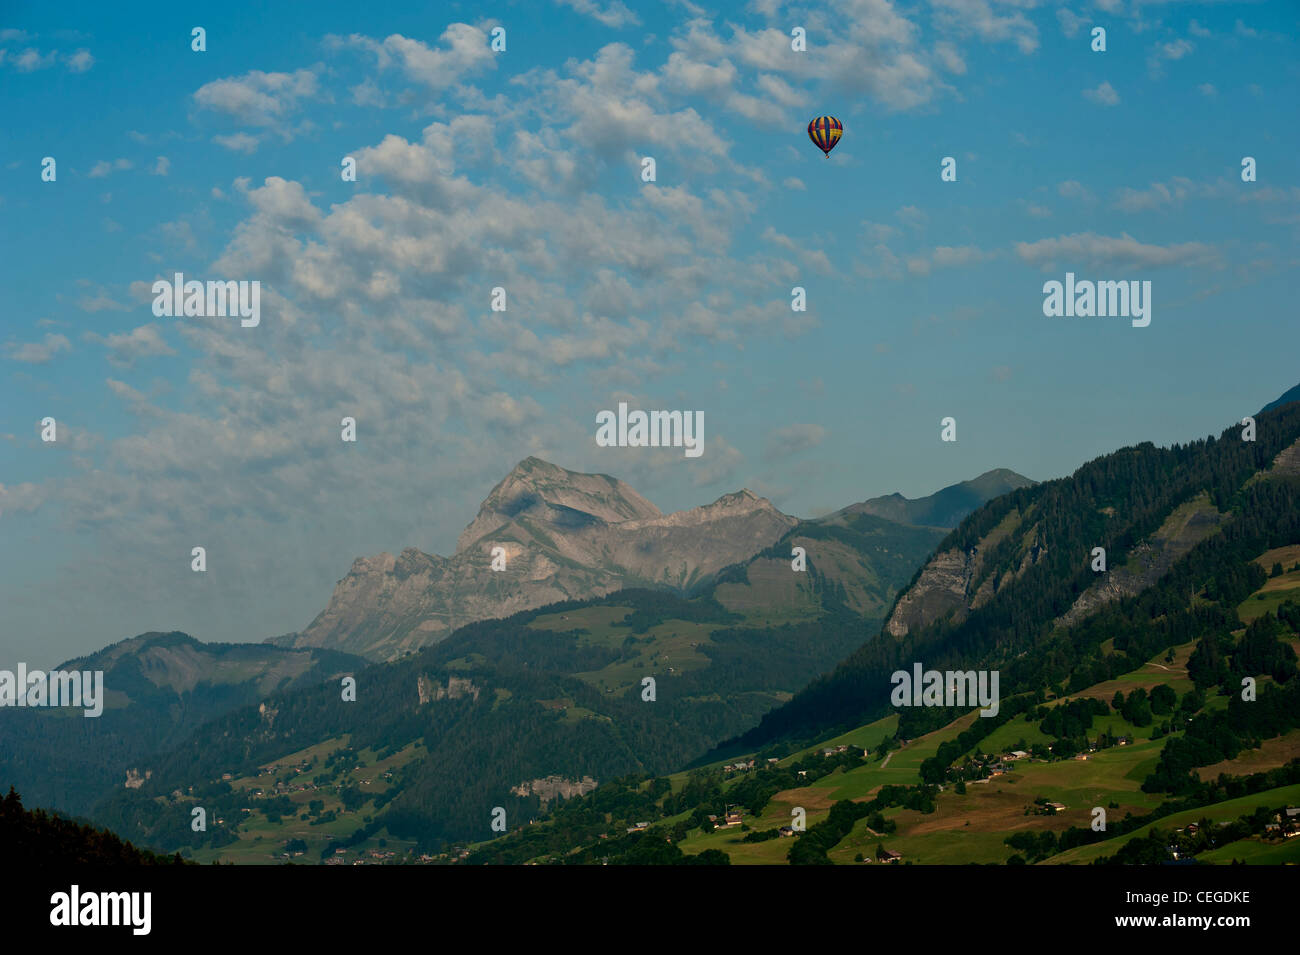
(273, 457, 1028, 661)
(726, 393, 1300, 752)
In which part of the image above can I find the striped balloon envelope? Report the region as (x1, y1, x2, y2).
(807, 115, 843, 157)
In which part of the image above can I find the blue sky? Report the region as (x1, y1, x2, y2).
(2, 0, 1298, 665)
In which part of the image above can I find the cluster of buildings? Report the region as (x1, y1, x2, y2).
(707, 809, 744, 829)
(1261, 807, 1300, 840)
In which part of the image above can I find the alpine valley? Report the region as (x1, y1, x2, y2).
(3, 456, 1027, 855)
(8, 389, 1300, 867)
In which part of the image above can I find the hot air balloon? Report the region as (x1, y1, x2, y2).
(807, 115, 842, 157)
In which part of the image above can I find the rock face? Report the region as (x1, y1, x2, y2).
(1269, 436, 1300, 478)
(417, 674, 480, 704)
(885, 509, 1045, 638)
(886, 547, 979, 637)
(280, 457, 798, 661)
(1055, 493, 1227, 628)
(886, 490, 1230, 639)
(510, 775, 599, 806)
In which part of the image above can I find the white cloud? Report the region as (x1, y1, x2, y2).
(88, 158, 132, 178)
(906, 245, 990, 276)
(193, 68, 320, 138)
(1056, 9, 1085, 38)
(64, 49, 93, 72)
(0, 482, 45, 517)
(934, 41, 966, 74)
(557, 0, 641, 29)
(1114, 178, 1191, 211)
(327, 26, 495, 91)
(530, 43, 733, 162)
(213, 132, 260, 154)
(1057, 180, 1093, 201)
(1082, 81, 1119, 106)
(0, 33, 93, 72)
(1014, 232, 1218, 270)
(84, 325, 177, 367)
(152, 156, 171, 176)
(931, 0, 1039, 55)
(75, 281, 130, 312)
(7, 47, 56, 71)
(1148, 38, 1193, 77)
(5, 333, 71, 364)
(764, 423, 826, 461)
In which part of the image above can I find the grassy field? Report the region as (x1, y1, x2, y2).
(1237, 545, 1300, 623)
(1195, 728, 1300, 781)
(1044, 783, 1300, 864)
(525, 606, 724, 694)
(1196, 835, 1300, 864)
(785, 714, 899, 762)
(1059, 642, 1196, 705)
(197, 737, 426, 864)
(821, 734, 1172, 865)
(528, 605, 633, 635)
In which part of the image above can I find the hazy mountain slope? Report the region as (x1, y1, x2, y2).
(0, 632, 365, 815)
(704, 471, 1034, 623)
(91, 590, 880, 853)
(276, 458, 797, 661)
(1, 787, 190, 866)
(87, 460, 1034, 855)
(728, 395, 1300, 750)
(709, 514, 948, 622)
(824, 468, 1034, 529)
(461, 620, 1299, 866)
(1261, 383, 1300, 413)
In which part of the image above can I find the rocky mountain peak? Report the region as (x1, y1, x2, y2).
(456, 457, 662, 554)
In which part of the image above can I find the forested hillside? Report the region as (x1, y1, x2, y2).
(728, 401, 1300, 750)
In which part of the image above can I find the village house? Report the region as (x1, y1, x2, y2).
(880, 849, 903, 864)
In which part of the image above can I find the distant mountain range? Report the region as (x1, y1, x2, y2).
(270, 457, 1032, 661)
(826, 468, 1035, 530)
(1262, 383, 1300, 413)
(9, 383, 1300, 865)
(2, 458, 1026, 841)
